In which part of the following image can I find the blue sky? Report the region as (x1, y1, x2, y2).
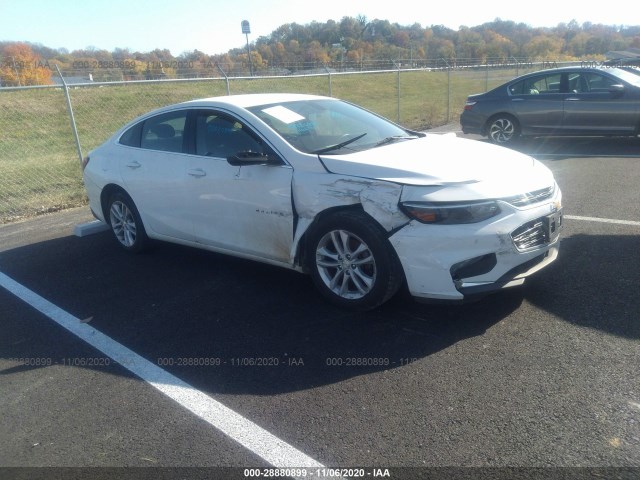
(1, 0, 635, 56)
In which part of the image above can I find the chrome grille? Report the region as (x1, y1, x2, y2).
(504, 186, 554, 207)
(511, 218, 548, 251)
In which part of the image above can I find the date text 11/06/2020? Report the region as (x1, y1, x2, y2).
(243, 467, 391, 478)
(8, 357, 424, 368)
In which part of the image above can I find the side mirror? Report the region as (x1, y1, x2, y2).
(609, 84, 625, 94)
(227, 151, 281, 167)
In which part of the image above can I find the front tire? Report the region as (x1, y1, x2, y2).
(107, 192, 148, 253)
(308, 211, 403, 310)
(487, 115, 520, 145)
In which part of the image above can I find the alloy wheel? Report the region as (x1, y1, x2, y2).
(315, 229, 377, 300)
(489, 118, 516, 143)
(110, 200, 137, 248)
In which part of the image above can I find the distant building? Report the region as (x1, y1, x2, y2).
(51, 74, 93, 85)
(605, 48, 640, 66)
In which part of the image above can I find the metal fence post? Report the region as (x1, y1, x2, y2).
(393, 61, 400, 123)
(324, 65, 332, 97)
(11, 57, 22, 86)
(485, 63, 489, 92)
(55, 65, 83, 164)
(216, 63, 230, 95)
(445, 59, 451, 123)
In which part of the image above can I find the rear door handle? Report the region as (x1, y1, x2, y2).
(125, 161, 141, 169)
(187, 168, 206, 177)
(565, 98, 581, 101)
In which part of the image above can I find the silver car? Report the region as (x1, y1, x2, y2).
(461, 67, 640, 144)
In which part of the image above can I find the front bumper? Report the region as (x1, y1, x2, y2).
(453, 245, 558, 298)
(389, 196, 562, 302)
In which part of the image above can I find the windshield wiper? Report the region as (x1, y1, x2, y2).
(375, 135, 419, 148)
(312, 132, 367, 154)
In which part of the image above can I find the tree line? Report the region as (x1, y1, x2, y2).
(2, 17, 639, 85)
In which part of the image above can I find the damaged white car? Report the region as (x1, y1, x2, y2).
(82, 93, 562, 310)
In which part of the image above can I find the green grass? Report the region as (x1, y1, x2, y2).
(0, 67, 536, 223)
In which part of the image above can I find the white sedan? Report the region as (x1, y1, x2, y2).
(82, 93, 562, 310)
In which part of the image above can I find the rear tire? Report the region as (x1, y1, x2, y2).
(487, 115, 520, 145)
(107, 192, 148, 253)
(307, 211, 403, 310)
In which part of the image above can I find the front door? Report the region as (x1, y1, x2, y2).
(562, 71, 638, 135)
(185, 110, 295, 263)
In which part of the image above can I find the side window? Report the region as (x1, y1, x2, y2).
(530, 74, 562, 94)
(567, 73, 584, 93)
(140, 111, 188, 153)
(119, 122, 143, 147)
(581, 73, 618, 92)
(509, 80, 524, 95)
(195, 111, 264, 158)
(509, 74, 561, 95)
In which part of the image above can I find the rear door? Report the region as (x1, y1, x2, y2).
(509, 73, 565, 134)
(118, 109, 194, 241)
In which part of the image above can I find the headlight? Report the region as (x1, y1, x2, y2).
(400, 200, 501, 225)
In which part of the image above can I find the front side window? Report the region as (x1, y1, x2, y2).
(571, 73, 618, 93)
(139, 111, 188, 153)
(195, 112, 264, 158)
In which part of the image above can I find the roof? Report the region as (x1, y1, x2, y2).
(183, 93, 332, 109)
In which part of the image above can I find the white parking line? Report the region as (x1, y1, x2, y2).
(565, 215, 640, 227)
(0, 271, 325, 478)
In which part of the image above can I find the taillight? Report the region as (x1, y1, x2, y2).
(82, 155, 90, 170)
(463, 100, 477, 111)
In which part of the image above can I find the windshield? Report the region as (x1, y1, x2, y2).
(247, 99, 417, 154)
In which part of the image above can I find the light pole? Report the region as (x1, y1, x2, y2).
(241, 20, 253, 76)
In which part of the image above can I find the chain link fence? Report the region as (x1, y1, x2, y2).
(1, 60, 561, 224)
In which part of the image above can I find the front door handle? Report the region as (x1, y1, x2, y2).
(125, 161, 141, 169)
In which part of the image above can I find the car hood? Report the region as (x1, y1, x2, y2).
(319, 134, 554, 194)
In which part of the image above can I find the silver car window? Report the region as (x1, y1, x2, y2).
(195, 112, 263, 158)
(140, 111, 188, 153)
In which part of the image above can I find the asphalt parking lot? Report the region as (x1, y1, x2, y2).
(1, 133, 639, 480)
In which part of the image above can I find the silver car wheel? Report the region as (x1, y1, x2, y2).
(489, 118, 515, 143)
(315, 229, 377, 300)
(110, 200, 137, 248)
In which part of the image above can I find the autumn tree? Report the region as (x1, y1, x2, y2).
(0, 42, 53, 86)
(525, 35, 564, 58)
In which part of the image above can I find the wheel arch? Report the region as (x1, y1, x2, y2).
(300, 205, 405, 309)
(294, 204, 385, 271)
(100, 184, 133, 223)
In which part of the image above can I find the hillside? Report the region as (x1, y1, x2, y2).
(2, 17, 639, 84)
